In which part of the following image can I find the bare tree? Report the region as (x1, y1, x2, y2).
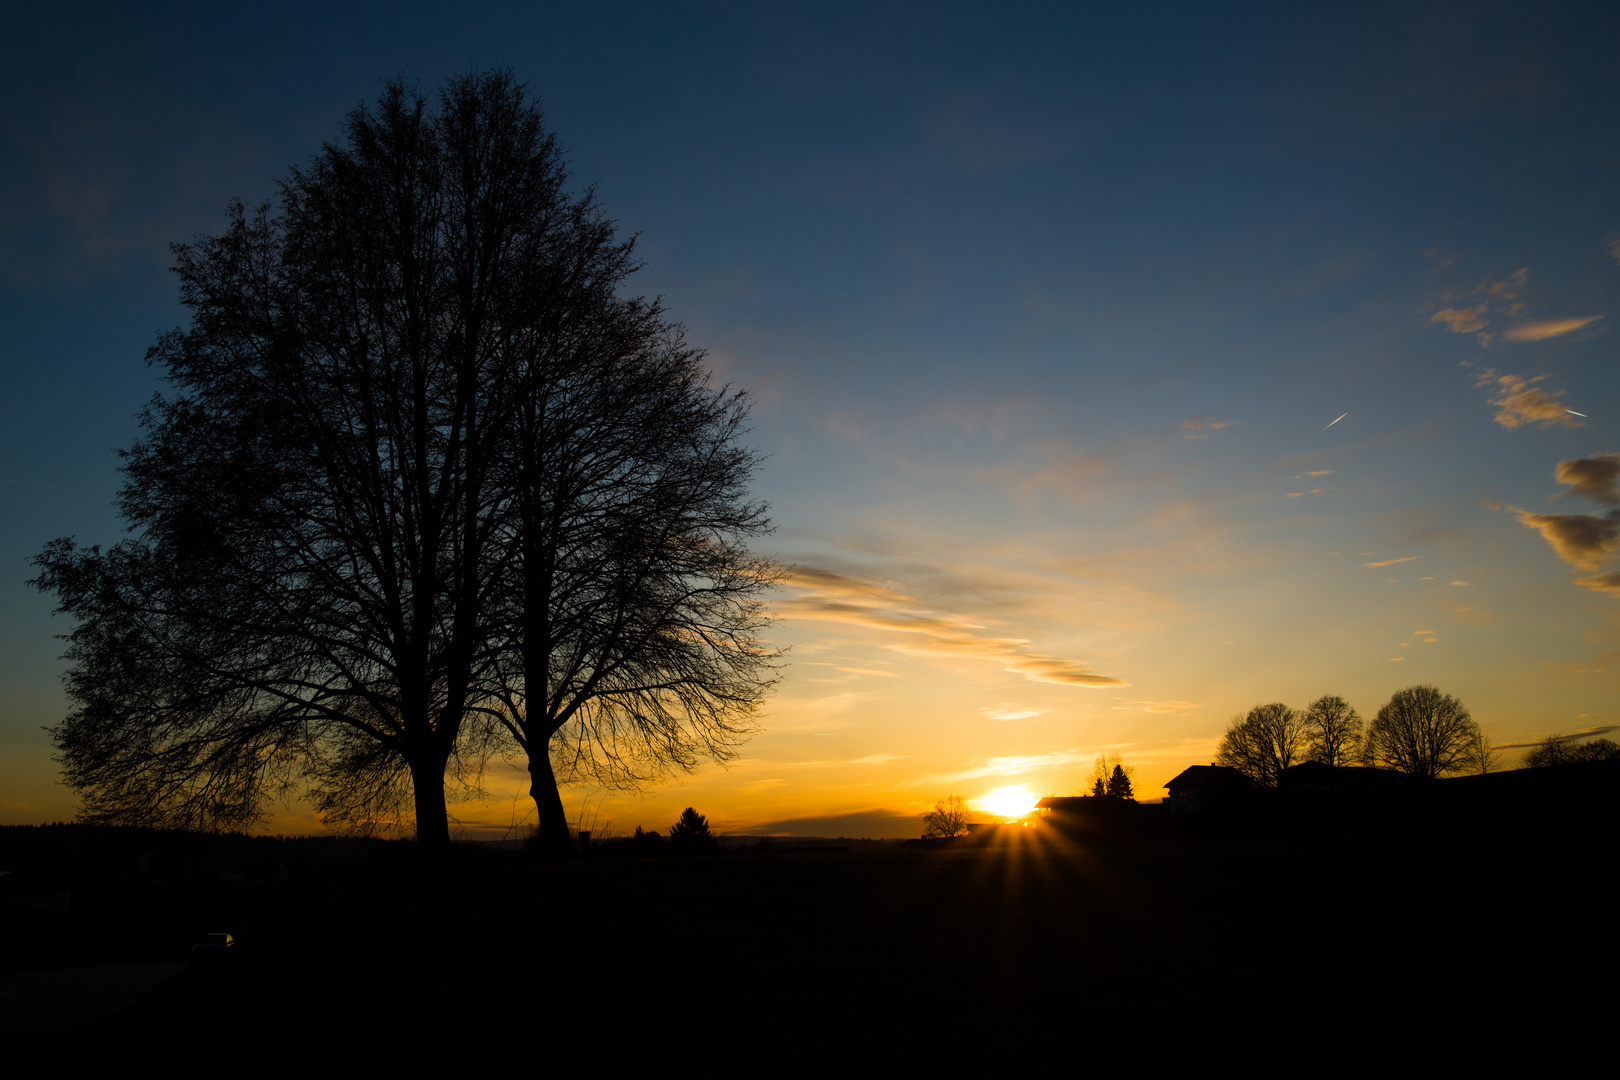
(923, 795, 971, 839)
(29, 72, 779, 854)
(1215, 703, 1309, 786)
(1460, 728, 1504, 775)
(481, 239, 780, 858)
(1366, 685, 1478, 778)
(30, 76, 537, 846)
(1304, 694, 1363, 766)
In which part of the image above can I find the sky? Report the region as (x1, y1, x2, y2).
(3, 2, 1618, 838)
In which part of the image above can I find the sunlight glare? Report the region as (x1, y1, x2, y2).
(976, 785, 1038, 820)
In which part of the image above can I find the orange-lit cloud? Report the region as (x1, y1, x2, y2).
(1364, 555, 1422, 568)
(1555, 454, 1620, 506)
(780, 567, 1128, 687)
(1180, 415, 1236, 439)
(1503, 315, 1604, 341)
(1574, 571, 1620, 597)
(1513, 509, 1620, 571)
(1429, 268, 1528, 346)
(1475, 370, 1581, 429)
(1431, 307, 1488, 334)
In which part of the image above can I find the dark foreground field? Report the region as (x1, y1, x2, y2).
(7, 819, 1616, 1076)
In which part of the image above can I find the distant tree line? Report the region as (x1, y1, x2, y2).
(1526, 736, 1620, 768)
(1216, 686, 1500, 785)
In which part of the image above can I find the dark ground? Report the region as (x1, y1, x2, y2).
(4, 813, 1615, 1076)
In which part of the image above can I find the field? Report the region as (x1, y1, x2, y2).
(5, 814, 1615, 1075)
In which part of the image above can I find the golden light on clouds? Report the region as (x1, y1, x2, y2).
(1475, 370, 1582, 430)
(1554, 454, 1620, 506)
(1364, 555, 1422, 568)
(1503, 315, 1604, 341)
(1431, 307, 1488, 334)
(779, 567, 1129, 687)
(1513, 510, 1620, 571)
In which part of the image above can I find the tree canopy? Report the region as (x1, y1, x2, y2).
(1214, 703, 1308, 787)
(31, 71, 779, 853)
(1365, 685, 1478, 778)
(1303, 694, 1363, 767)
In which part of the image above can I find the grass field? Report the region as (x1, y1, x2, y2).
(15, 819, 1611, 1076)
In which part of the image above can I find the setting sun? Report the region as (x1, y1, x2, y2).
(976, 785, 1039, 820)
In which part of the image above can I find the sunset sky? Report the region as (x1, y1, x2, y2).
(3, 3, 1618, 837)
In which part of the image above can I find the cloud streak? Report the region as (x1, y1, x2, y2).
(1364, 556, 1422, 568)
(1503, 315, 1604, 341)
(780, 567, 1128, 687)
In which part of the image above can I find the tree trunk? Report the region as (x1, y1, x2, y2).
(528, 747, 574, 860)
(411, 757, 452, 854)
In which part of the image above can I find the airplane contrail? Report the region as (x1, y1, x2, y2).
(1567, 409, 1588, 417)
(1322, 413, 1347, 431)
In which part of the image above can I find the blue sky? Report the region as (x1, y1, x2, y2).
(3, 3, 1617, 835)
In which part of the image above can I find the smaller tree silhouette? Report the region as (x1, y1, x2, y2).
(1106, 764, 1135, 799)
(923, 795, 971, 839)
(1085, 752, 1136, 797)
(1460, 729, 1503, 774)
(668, 807, 717, 854)
(1304, 695, 1364, 766)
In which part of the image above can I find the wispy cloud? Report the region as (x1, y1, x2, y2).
(1115, 699, 1203, 715)
(1429, 267, 1527, 346)
(1495, 725, 1619, 750)
(981, 702, 1047, 720)
(804, 662, 900, 678)
(1364, 556, 1423, 568)
(970, 437, 1116, 504)
(1574, 572, 1620, 596)
(1475, 370, 1582, 430)
(913, 747, 1115, 787)
(1180, 415, 1237, 440)
(1431, 306, 1489, 334)
(1503, 315, 1604, 342)
(779, 567, 1129, 687)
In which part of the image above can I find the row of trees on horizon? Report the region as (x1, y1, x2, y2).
(1215, 685, 1618, 786)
